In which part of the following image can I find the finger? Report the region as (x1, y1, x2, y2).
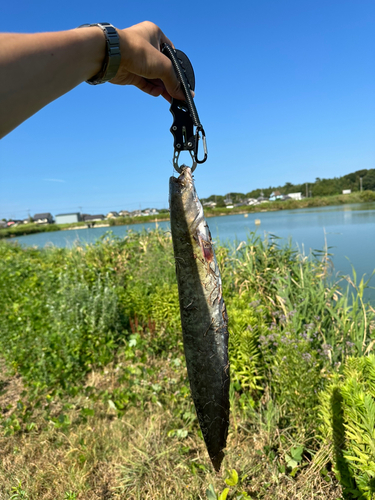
(159, 30, 175, 50)
(152, 50, 185, 100)
(161, 88, 172, 103)
(134, 76, 164, 97)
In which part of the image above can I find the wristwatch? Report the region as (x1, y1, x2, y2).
(78, 22, 121, 85)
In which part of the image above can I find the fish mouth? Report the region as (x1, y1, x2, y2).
(175, 165, 193, 187)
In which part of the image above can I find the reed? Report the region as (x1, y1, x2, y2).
(0, 230, 374, 499)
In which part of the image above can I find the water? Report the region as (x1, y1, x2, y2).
(9, 203, 375, 303)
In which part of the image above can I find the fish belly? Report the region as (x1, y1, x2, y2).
(169, 166, 230, 471)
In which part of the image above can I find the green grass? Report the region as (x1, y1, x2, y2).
(0, 230, 374, 499)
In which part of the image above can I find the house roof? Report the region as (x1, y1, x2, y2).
(34, 213, 52, 219)
(82, 214, 104, 221)
(55, 213, 80, 217)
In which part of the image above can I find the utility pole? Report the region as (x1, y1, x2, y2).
(360, 177, 363, 192)
(306, 183, 308, 198)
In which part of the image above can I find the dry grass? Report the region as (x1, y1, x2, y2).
(0, 361, 343, 500)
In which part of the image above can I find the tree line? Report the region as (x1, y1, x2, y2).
(202, 168, 375, 207)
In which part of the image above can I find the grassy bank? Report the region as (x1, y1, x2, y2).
(205, 190, 375, 217)
(2, 190, 374, 241)
(0, 231, 375, 499)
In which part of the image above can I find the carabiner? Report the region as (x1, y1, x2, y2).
(194, 127, 208, 164)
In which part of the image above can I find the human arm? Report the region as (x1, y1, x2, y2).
(0, 21, 185, 139)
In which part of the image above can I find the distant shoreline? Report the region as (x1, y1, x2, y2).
(2, 191, 375, 240)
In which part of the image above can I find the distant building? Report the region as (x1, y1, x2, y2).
(269, 191, 283, 201)
(34, 213, 53, 224)
(257, 196, 269, 203)
(55, 213, 81, 225)
(82, 214, 105, 222)
(203, 201, 217, 208)
(286, 193, 302, 201)
(119, 210, 130, 217)
(247, 198, 258, 206)
(0, 220, 7, 228)
(7, 220, 24, 226)
(106, 211, 119, 219)
(342, 189, 351, 195)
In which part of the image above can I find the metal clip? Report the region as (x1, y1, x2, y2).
(173, 149, 197, 173)
(195, 127, 208, 164)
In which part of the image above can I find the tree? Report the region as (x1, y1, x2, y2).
(362, 170, 375, 191)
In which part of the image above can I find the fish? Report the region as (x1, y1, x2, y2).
(169, 165, 230, 471)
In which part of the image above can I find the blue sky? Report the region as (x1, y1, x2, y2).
(1, 0, 374, 219)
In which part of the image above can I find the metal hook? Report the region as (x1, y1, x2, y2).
(173, 149, 197, 173)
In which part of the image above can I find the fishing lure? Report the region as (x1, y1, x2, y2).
(163, 44, 230, 471)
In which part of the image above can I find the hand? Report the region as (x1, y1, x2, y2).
(110, 21, 186, 103)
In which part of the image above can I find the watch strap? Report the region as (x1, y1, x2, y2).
(78, 23, 121, 85)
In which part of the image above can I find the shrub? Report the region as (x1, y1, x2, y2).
(319, 355, 375, 499)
